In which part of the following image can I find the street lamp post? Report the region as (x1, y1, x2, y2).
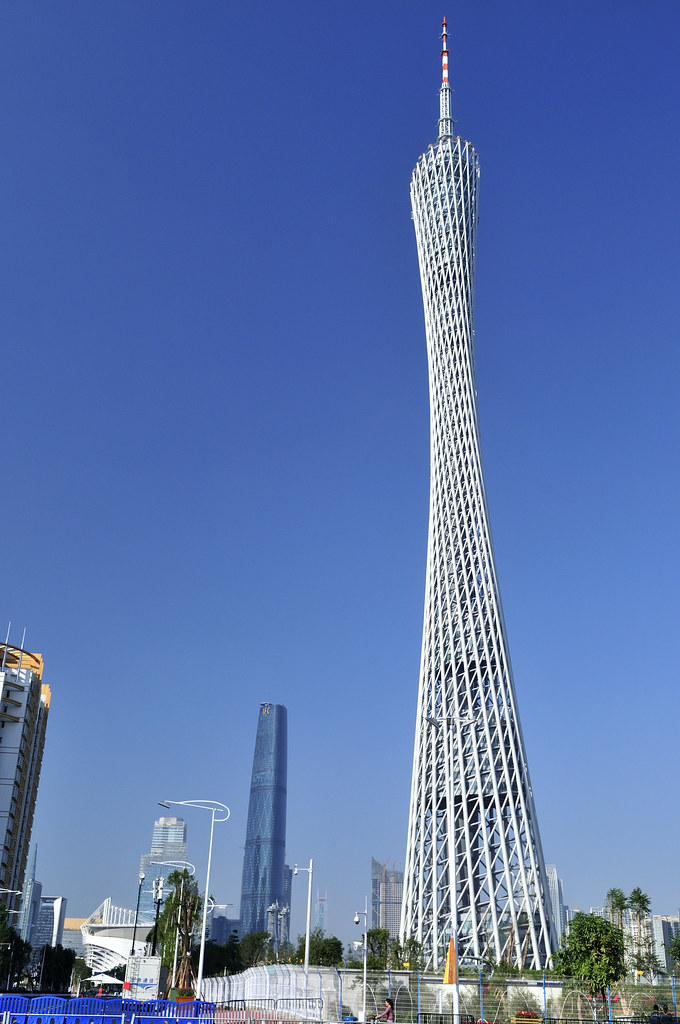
(172, 873, 188, 990)
(159, 798, 230, 1000)
(206, 899, 234, 916)
(293, 859, 313, 977)
(131, 873, 145, 956)
(459, 953, 490, 1023)
(425, 714, 474, 1024)
(0, 884, 21, 917)
(151, 877, 164, 956)
(354, 898, 368, 1023)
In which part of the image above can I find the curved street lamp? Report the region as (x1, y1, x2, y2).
(148, 860, 196, 874)
(158, 799, 230, 999)
(0, 890, 22, 916)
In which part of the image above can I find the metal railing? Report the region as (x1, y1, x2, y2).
(215, 998, 324, 1020)
(417, 1014, 476, 1024)
(0, 997, 216, 1024)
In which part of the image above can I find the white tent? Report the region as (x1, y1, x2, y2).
(82, 974, 125, 985)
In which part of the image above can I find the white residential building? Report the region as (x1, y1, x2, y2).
(0, 640, 50, 911)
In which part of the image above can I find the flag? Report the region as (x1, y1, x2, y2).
(443, 935, 457, 984)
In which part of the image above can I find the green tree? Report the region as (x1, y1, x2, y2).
(293, 929, 343, 967)
(391, 937, 424, 971)
(152, 869, 203, 991)
(0, 905, 31, 990)
(366, 928, 390, 970)
(631, 936, 662, 983)
(37, 945, 76, 992)
(196, 929, 244, 974)
(72, 956, 91, 991)
(628, 888, 652, 970)
(201, 935, 244, 977)
(222, 930, 243, 974)
(311, 935, 343, 966)
(239, 930, 271, 967)
(605, 889, 628, 931)
(553, 912, 626, 1000)
(668, 934, 680, 973)
(277, 939, 295, 963)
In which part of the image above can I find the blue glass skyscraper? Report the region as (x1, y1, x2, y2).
(239, 703, 288, 937)
(138, 815, 188, 922)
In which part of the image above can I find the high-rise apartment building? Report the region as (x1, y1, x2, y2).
(371, 860, 404, 940)
(401, 22, 554, 969)
(591, 905, 678, 977)
(240, 703, 288, 937)
(590, 904, 635, 930)
(138, 815, 188, 921)
(651, 916, 679, 975)
(0, 639, 50, 909)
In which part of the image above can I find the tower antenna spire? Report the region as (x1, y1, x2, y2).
(438, 17, 454, 140)
(441, 16, 449, 85)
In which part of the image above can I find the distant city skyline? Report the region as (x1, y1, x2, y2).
(2, 3, 678, 938)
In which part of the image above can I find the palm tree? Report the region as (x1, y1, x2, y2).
(628, 888, 652, 981)
(605, 889, 627, 931)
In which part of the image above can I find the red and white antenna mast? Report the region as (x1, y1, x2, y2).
(438, 17, 454, 140)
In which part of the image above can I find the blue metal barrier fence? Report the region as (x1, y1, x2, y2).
(0, 997, 215, 1023)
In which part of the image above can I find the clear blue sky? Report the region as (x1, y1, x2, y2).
(1, 1, 678, 946)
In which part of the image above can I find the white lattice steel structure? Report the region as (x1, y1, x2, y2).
(401, 21, 555, 971)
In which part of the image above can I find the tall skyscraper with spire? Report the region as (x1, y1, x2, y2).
(17, 845, 41, 943)
(239, 703, 288, 938)
(401, 21, 555, 970)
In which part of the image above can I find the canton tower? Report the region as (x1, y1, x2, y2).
(401, 21, 555, 971)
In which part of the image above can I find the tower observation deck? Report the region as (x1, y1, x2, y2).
(400, 20, 555, 970)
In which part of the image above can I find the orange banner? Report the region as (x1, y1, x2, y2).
(443, 935, 457, 984)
